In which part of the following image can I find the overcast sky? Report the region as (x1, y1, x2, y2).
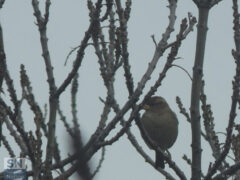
(0, 0, 236, 179)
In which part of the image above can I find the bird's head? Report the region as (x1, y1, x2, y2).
(143, 96, 168, 111)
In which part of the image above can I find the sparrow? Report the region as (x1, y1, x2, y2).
(140, 96, 178, 169)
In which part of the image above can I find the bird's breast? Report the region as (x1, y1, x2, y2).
(141, 110, 178, 150)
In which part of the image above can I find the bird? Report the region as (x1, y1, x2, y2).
(140, 96, 178, 169)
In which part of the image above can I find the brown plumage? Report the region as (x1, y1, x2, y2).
(141, 96, 178, 169)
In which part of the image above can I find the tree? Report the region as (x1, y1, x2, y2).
(0, 0, 239, 179)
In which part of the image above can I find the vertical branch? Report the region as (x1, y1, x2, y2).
(191, 1, 225, 179)
(32, 0, 58, 178)
(0, 24, 5, 94)
(0, 24, 19, 117)
(0, 25, 35, 161)
(200, 80, 225, 169)
(0, 23, 5, 146)
(205, 0, 240, 179)
(190, 7, 209, 180)
(32, 0, 56, 94)
(20, 65, 44, 177)
(71, 73, 80, 134)
(115, 0, 134, 96)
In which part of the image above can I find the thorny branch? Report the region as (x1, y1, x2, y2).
(205, 0, 240, 179)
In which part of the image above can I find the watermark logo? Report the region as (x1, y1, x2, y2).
(4, 158, 26, 180)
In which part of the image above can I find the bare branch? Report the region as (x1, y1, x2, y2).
(205, 1, 240, 178)
(212, 161, 240, 180)
(171, 64, 192, 80)
(55, 0, 104, 98)
(190, 6, 209, 180)
(91, 147, 106, 178)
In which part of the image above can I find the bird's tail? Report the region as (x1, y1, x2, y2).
(155, 151, 165, 169)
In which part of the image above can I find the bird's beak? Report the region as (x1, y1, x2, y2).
(143, 104, 150, 110)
